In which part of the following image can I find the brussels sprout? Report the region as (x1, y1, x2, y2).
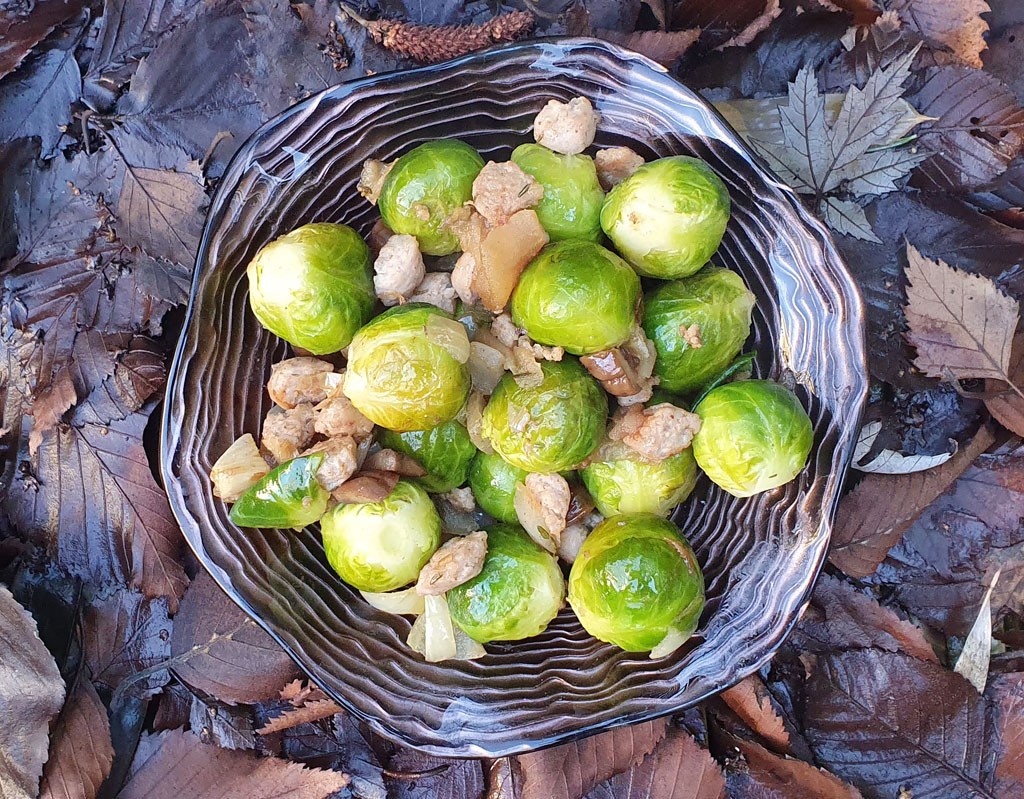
(481, 360, 606, 472)
(510, 143, 605, 242)
(601, 156, 730, 279)
(344, 304, 471, 432)
(378, 139, 484, 255)
(377, 420, 477, 493)
(447, 524, 565, 643)
(229, 453, 329, 528)
(321, 480, 441, 592)
(468, 451, 528, 523)
(510, 241, 640, 355)
(692, 380, 813, 497)
(568, 514, 704, 652)
(642, 266, 755, 395)
(246, 223, 374, 354)
(581, 445, 699, 517)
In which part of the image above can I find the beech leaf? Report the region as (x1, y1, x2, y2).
(189, 696, 256, 751)
(954, 570, 999, 693)
(279, 714, 386, 799)
(904, 243, 1021, 384)
(39, 677, 114, 799)
(0, 47, 82, 158)
(0, 584, 66, 799)
(83, 590, 172, 697)
(889, 0, 991, 68)
(384, 749, 486, 799)
(117, 728, 348, 799)
(985, 330, 1024, 437)
(987, 673, 1024, 796)
(596, 29, 701, 67)
(722, 731, 863, 799)
(717, 0, 781, 50)
(719, 675, 791, 753)
(671, 0, 782, 51)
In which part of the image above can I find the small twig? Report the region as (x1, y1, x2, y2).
(382, 763, 451, 780)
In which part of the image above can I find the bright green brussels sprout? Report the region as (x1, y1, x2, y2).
(481, 359, 606, 472)
(378, 139, 484, 255)
(601, 156, 730, 279)
(510, 143, 605, 242)
(448, 524, 565, 643)
(692, 380, 813, 498)
(568, 514, 704, 652)
(229, 453, 329, 529)
(643, 266, 755, 395)
(581, 445, 699, 517)
(377, 420, 477, 493)
(344, 303, 471, 432)
(246, 223, 374, 354)
(467, 451, 529, 523)
(510, 241, 640, 355)
(321, 480, 441, 592)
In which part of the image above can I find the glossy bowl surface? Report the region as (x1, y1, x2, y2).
(161, 38, 868, 757)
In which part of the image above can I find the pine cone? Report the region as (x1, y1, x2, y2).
(365, 10, 536, 64)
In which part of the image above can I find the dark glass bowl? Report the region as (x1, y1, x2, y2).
(161, 38, 868, 757)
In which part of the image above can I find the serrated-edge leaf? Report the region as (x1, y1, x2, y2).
(955, 570, 1000, 693)
(820, 197, 881, 242)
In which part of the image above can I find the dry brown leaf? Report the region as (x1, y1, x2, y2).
(986, 330, 1024, 437)
(814, 0, 880, 26)
(830, 422, 996, 577)
(890, 0, 990, 67)
(117, 728, 348, 799)
(718, 0, 781, 49)
(987, 673, 1024, 796)
(29, 367, 77, 458)
(720, 675, 791, 753)
(597, 29, 702, 66)
(904, 244, 1020, 384)
(40, 678, 114, 799)
(724, 732, 864, 798)
(257, 700, 343, 735)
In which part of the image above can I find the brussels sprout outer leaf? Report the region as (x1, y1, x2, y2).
(448, 525, 565, 643)
(321, 480, 441, 592)
(581, 448, 699, 517)
(642, 265, 755, 395)
(692, 380, 814, 498)
(377, 421, 478, 493)
(481, 359, 606, 472)
(344, 304, 472, 432)
(510, 143, 605, 242)
(468, 452, 529, 523)
(229, 453, 329, 528)
(691, 351, 756, 410)
(511, 240, 640, 355)
(378, 139, 484, 255)
(246, 223, 374, 354)
(568, 514, 704, 652)
(601, 156, 730, 279)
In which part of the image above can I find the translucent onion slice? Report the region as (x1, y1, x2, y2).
(453, 625, 487, 660)
(359, 587, 425, 616)
(407, 594, 457, 662)
(210, 433, 270, 502)
(465, 391, 494, 454)
(468, 341, 505, 394)
(425, 315, 471, 364)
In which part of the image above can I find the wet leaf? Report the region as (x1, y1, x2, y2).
(830, 422, 996, 578)
(987, 672, 1024, 796)
(672, 0, 779, 51)
(116, 728, 349, 798)
(169, 570, 299, 705)
(0, 0, 88, 79)
(39, 677, 114, 799)
(889, 0, 990, 68)
(0, 584, 66, 799)
(377, 0, 466, 26)
(851, 419, 955, 474)
(719, 675, 790, 753)
(384, 749, 485, 799)
(984, 22, 1024, 104)
(721, 731, 863, 799)
(0, 47, 81, 158)
(515, 720, 667, 799)
(280, 714, 386, 799)
(985, 331, 1024, 438)
(955, 570, 1000, 693)
(596, 29, 701, 67)
(716, 0, 781, 50)
(819, 197, 878, 242)
(904, 243, 1020, 384)
(189, 696, 256, 751)
(819, 9, 916, 91)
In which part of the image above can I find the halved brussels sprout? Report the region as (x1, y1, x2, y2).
(343, 303, 471, 432)
(321, 480, 441, 592)
(510, 240, 640, 355)
(481, 359, 606, 472)
(447, 524, 565, 643)
(246, 223, 374, 354)
(601, 156, 730, 279)
(642, 265, 755, 395)
(692, 380, 813, 497)
(229, 453, 329, 529)
(510, 143, 605, 242)
(378, 139, 484, 255)
(468, 451, 528, 523)
(568, 514, 704, 652)
(581, 444, 699, 517)
(377, 420, 477, 493)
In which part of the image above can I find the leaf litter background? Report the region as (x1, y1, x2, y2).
(2, 0, 1024, 797)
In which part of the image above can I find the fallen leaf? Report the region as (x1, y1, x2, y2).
(671, 0, 780, 51)
(117, 728, 348, 798)
(904, 243, 1021, 385)
(83, 589, 172, 696)
(717, 0, 781, 50)
(819, 197, 879, 242)
(170, 570, 299, 705)
(515, 719, 668, 799)
(596, 29, 701, 66)
(720, 676, 791, 753)
(0, 46, 81, 158)
(813, 0, 879, 26)
(279, 714, 386, 799)
(376, 0, 466, 26)
(955, 570, 1000, 693)
(851, 419, 955, 473)
(889, 0, 990, 67)
(152, 682, 192, 732)
(257, 699, 341, 735)
(72, 335, 166, 427)
(30, 366, 77, 457)
(985, 330, 1024, 437)
(584, 728, 726, 799)
(819, 9, 916, 91)
(984, 21, 1024, 104)
(0, 0, 88, 79)
(384, 749, 486, 799)
(39, 677, 114, 799)
(0, 584, 66, 799)
(189, 696, 256, 751)
(804, 649, 1006, 797)
(987, 672, 1024, 796)
(909, 66, 1024, 191)
(830, 422, 996, 578)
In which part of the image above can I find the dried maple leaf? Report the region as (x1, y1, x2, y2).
(890, 0, 990, 68)
(904, 243, 1022, 385)
(39, 677, 114, 799)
